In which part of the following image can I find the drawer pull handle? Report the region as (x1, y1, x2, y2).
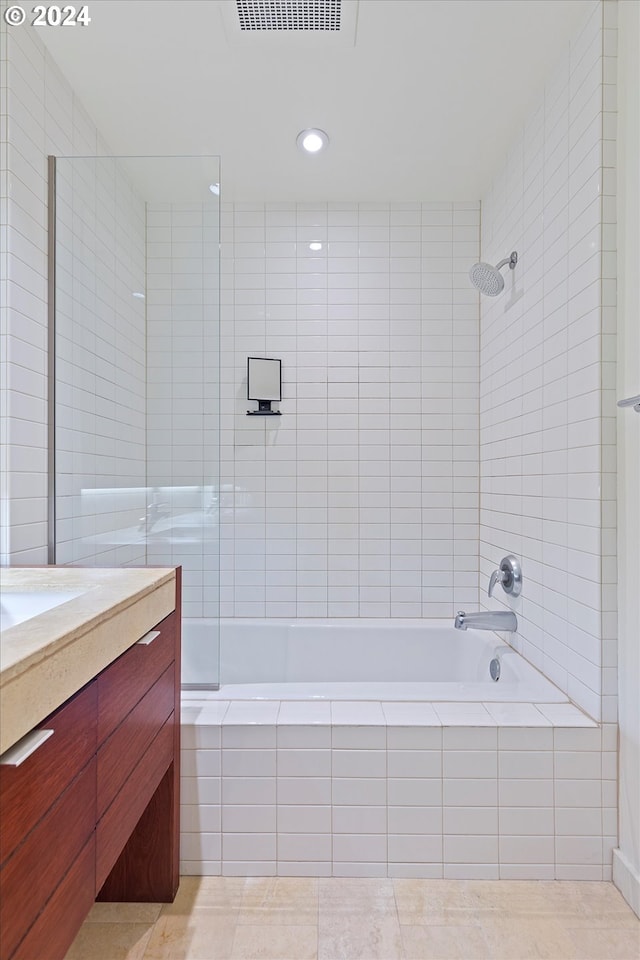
(137, 629, 161, 646)
(0, 729, 54, 767)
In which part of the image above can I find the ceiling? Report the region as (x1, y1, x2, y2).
(40, 0, 594, 202)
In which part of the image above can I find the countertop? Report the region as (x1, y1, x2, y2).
(0, 566, 176, 755)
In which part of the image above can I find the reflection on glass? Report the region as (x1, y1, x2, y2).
(54, 156, 220, 687)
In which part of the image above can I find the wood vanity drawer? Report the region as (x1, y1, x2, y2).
(0, 759, 96, 959)
(0, 681, 97, 867)
(97, 610, 176, 746)
(96, 713, 174, 892)
(12, 835, 95, 960)
(97, 663, 174, 819)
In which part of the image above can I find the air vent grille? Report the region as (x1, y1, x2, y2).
(236, 0, 342, 32)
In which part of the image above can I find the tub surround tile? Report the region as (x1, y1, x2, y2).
(277, 862, 332, 877)
(388, 863, 444, 879)
(498, 728, 554, 750)
(222, 778, 277, 805)
(277, 702, 331, 725)
(331, 701, 386, 725)
(387, 749, 441, 779)
(382, 702, 440, 726)
(278, 834, 332, 863)
(223, 702, 281, 725)
(182, 749, 222, 778)
(388, 834, 443, 864)
(223, 862, 278, 878)
(388, 806, 443, 835)
(180, 860, 222, 877)
(278, 748, 331, 778)
(332, 725, 386, 749)
(223, 805, 276, 834)
(222, 749, 276, 778)
(484, 703, 551, 726)
(277, 805, 331, 834)
(278, 777, 332, 806)
(329, 862, 390, 878)
(386, 726, 443, 750)
(535, 703, 598, 726)
(223, 725, 277, 749)
(277, 725, 331, 749)
(223, 833, 277, 862)
(433, 703, 497, 725)
(181, 833, 222, 862)
(332, 748, 386, 778)
(444, 864, 500, 880)
(181, 699, 613, 881)
(182, 701, 231, 727)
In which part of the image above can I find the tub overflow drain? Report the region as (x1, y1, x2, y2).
(489, 658, 501, 682)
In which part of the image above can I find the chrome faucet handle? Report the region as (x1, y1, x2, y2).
(488, 569, 505, 597)
(488, 555, 522, 598)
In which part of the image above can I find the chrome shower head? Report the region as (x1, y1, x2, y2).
(469, 251, 518, 296)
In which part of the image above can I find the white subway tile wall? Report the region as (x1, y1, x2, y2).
(145, 202, 220, 620)
(180, 703, 616, 881)
(479, 1, 616, 721)
(54, 157, 147, 566)
(1, 13, 147, 565)
(1, 3, 617, 725)
(219, 201, 480, 619)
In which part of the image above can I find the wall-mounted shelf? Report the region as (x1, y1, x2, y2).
(617, 394, 640, 412)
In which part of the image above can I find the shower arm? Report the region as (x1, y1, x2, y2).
(495, 252, 518, 272)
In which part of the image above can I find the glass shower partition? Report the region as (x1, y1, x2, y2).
(51, 155, 220, 687)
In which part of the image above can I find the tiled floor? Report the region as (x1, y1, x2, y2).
(65, 878, 640, 960)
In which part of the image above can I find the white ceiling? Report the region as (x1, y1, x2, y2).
(40, 0, 594, 202)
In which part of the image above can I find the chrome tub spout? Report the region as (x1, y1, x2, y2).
(454, 610, 518, 632)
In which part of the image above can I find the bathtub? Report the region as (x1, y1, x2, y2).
(182, 617, 567, 703)
(178, 618, 609, 881)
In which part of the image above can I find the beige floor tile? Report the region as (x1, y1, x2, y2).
(86, 902, 163, 924)
(393, 879, 539, 925)
(65, 922, 154, 960)
(242, 878, 319, 902)
(319, 878, 395, 901)
(230, 923, 318, 959)
(394, 879, 479, 925)
(238, 877, 319, 924)
(479, 916, 579, 960)
(160, 877, 247, 917)
(565, 927, 640, 960)
(142, 912, 238, 960)
(318, 905, 404, 960)
(401, 923, 492, 960)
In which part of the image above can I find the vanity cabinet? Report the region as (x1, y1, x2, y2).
(0, 575, 181, 960)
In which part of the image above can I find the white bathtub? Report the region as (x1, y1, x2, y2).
(182, 618, 566, 703)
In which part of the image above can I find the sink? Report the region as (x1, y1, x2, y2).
(0, 590, 86, 631)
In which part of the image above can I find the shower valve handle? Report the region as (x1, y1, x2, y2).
(488, 568, 506, 597)
(487, 555, 522, 598)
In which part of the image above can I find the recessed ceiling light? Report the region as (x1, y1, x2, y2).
(309, 242, 323, 251)
(132, 292, 145, 299)
(297, 128, 329, 154)
(209, 183, 220, 195)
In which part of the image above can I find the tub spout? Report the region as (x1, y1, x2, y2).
(454, 610, 518, 632)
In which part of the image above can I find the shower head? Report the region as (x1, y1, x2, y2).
(469, 251, 518, 296)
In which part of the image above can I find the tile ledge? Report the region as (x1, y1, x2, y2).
(179, 697, 599, 728)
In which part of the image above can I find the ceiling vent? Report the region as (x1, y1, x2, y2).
(220, 0, 358, 46)
(236, 0, 341, 32)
